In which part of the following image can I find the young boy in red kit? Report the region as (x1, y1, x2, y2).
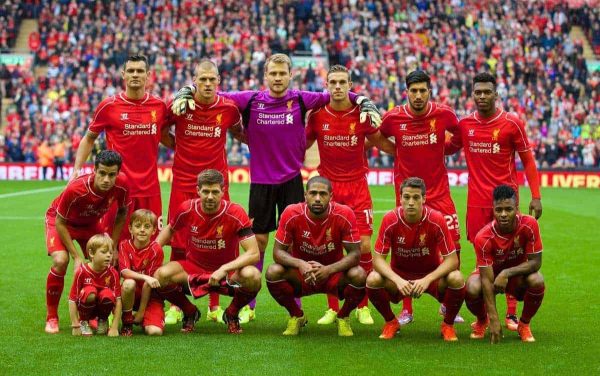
(68, 234, 122, 336)
(119, 209, 165, 336)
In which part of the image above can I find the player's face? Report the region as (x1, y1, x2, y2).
(90, 245, 113, 270)
(400, 187, 425, 220)
(327, 72, 352, 102)
(265, 62, 291, 96)
(122, 61, 149, 90)
(93, 164, 120, 192)
(193, 67, 220, 102)
(197, 183, 223, 214)
(407, 82, 430, 113)
(305, 182, 331, 216)
(493, 198, 517, 232)
(472, 82, 498, 113)
(129, 219, 156, 244)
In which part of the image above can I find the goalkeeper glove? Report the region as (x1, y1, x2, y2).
(356, 96, 382, 128)
(171, 85, 196, 116)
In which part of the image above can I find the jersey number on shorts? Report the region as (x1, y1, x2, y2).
(444, 214, 459, 231)
(364, 209, 373, 225)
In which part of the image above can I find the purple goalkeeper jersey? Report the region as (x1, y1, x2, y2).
(221, 89, 332, 184)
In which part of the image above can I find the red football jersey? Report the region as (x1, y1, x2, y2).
(88, 92, 168, 197)
(275, 202, 360, 265)
(46, 173, 130, 227)
(379, 102, 459, 204)
(451, 109, 531, 207)
(375, 206, 456, 275)
(68, 263, 122, 301)
(474, 214, 543, 275)
(118, 239, 164, 278)
(306, 105, 376, 181)
(167, 95, 241, 191)
(170, 199, 254, 272)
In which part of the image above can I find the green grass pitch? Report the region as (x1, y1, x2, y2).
(0, 181, 598, 375)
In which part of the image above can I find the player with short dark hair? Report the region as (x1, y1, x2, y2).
(465, 185, 545, 343)
(171, 53, 382, 323)
(367, 177, 465, 341)
(164, 60, 245, 324)
(68, 234, 122, 337)
(72, 54, 172, 239)
(266, 176, 366, 336)
(44, 150, 130, 334)
(119, 209, 165, 336)
(306, 64, 395, 325)
(155, 169, 261, 334)
(446, 72, 542, 330)
(379, 70, 464, 325)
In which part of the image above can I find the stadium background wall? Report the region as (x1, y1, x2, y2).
(1, 163, 599, 189)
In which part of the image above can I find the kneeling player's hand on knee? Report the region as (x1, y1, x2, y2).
(209, 268, 227, 286)
(410, 278, 430, 298)
(144, 276, 161, 289)
(493, 272, 509, 294)
(395, 278, 413, 297)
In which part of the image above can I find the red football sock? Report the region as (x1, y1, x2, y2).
(358, 293, 369, 308)
(267, 279, 303, 317)
(402, 296, 413, 314)
(327, 294, 339, 311)
(442, 285, 466, 325)
(122, 310, 134, 325)
(366, 287, 395, 322)
(506, 293, 518, 316)
(209, 292, 220, 310)
(226, 287, 257, 317)
(337, 285, 365, 318)
(465, 295, 487, 322)
(520, 286, 545, 324)
(46, 267, 66, 320)
(160, 285, 197, 316)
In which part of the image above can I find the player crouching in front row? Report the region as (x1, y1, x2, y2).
(266, 176, 366, 337)
(155, 169, 262, 334)
(366, 177, 465, 341)
(68, 234, 122, 336)
(465, 185, 545, 343)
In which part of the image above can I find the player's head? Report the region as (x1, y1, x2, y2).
(86, 233, 114, 269)
(305, 176, 333, 217)
(122, 55, 149, 90)
(472, 72, 498, 114)
(197, 169, 225, 214)
(400, 177, 426, 219)
(492, 185, 518, 231)
(193, 59, 220, 103)
(93, 151, 122, 192)
(264, 53, 292, 97)
(327, 65, 352, 103)
(405, 70, 431, 113)
(129, 209, 157, 244)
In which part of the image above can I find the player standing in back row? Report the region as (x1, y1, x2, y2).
(165, 59, 244, 324)
(72, 55, 171, 238)
(306, 64, 394, 325)
(379, 70, 463, 325)
(446, 72, 542, 330)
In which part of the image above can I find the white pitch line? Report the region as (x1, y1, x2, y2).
(0, 216, 44, 220)
(0, 186, 62, 199)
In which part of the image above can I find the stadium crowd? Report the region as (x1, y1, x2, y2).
(1, 0, 600, 171)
